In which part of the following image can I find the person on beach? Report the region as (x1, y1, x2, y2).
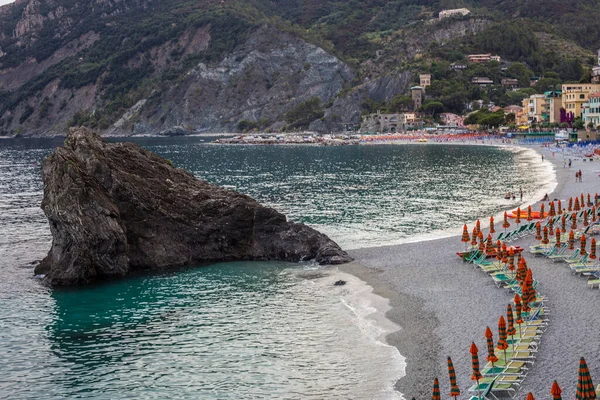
(576, 171, 580, 182)
(542, 193, 549, 201)
(579, 170, 582, 182)
(569, 159, 572, 168)
(520, 188, 523, 201)
(542, 155, 544, 161)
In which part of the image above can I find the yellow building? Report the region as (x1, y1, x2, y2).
(561, 84, 600, 118)
(525, 94, 546, 123)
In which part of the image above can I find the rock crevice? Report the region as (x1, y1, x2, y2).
(37, 127, 351, 285)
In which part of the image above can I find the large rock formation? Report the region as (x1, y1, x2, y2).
(37, 127, 351, 285)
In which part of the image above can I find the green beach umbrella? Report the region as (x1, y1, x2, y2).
(432, 377, 440, 400)
(576, 357, 597, 399)
(447, 356, 460, 398)
(514, 294, 523, 337)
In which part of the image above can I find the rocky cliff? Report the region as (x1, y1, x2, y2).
(37, 127, 352, 285)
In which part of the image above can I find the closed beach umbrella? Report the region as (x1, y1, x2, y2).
(580, 234, 587, 256)
(551, 380, 562, 400)
(503, 212, 511, 232)
(558, 199, 563, 214)
(447, 357, 460, 398)
(549, 217, 555, 236)
(592, 207, 597, 223)
(550, 201, 556, 217)
(527, 206, 533, 221)
(576, 357, 596, 400)
(517, 257, 527, 284)
(476, 219, 481, 235)
(561, 214, 567, 233)
(588, 193, 593, 207)
(508, 248, 516, 274)
(516, 251, 522, 268)
(575, 197, 581, 212)
(485, 327, 498, 366)
(569, 230, 575, 250)
(462, 224, 470, 247)
(572, 213, 578, 230)
(432, 377, 440, 400)
(524, 270, 537, 307)
(526, 393, 535, 400)
(569, 197, 573, 212)
(496, 240, 503, 261)
(502, 242, 508, 265)
(497, 316, 509, 362)
(535, 222, 542, 240)
(521, 282, 530, 314)
(471, 227, 478, 246)
(555, 228, 562, 248)
(542, 226, 549, 244)
(478, 231, 485, 252)
(516, 207, 522, 225)
(584, 210, 589, 227)
(506, 303, 516, 350)
(470, 342, 483, 399)
(514, 294, 523, 336)
(490, 216, 496, 234)
(591, 238, 597, 260)
(581, 193, 585, 208)
(540, 203, 545, 219)
(485, 234, 494, 254)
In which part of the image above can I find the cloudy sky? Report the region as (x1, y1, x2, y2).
(0, 0, 15, 5)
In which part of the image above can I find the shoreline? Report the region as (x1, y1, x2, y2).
(338, 140, 599, 398)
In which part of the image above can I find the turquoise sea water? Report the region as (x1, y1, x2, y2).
(0, 138, 554, 399)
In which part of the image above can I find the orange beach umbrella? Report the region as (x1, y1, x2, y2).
(575, 197, 581, 212)
(540, 203, 545, 219)
(485, 234, 494, 254)
(502, 212, 511, 231)
(476, 219, 481, 235)
(542, 226, 549, 244)
(549, 201, 556, 217)
(462, 224, 470, 243)
(588, 193, 593, 207)
(514, 294, 523, 336)
(526, 393, 535, 400)
(497, 316, 509, 362)
(447, 356, 460, 398)
(485, 326, 498, 366)
(551, 380, 562, 400)
(527, 206, 533, 221)
(569, 197, 573, 212)
(580, 234, 587, 256)
(561, 214, 567, 233)
(549, 217, 555, 236)
(558, 199, 563, 214)
(515, 207, 521, 225)
(471, 227, 478, 246)
(506, 303, 516, 350)
(524, 270, 536, 307)
(576, 357, 596, 400)
(592, 207, 597, 223)
(555, 228, 562, 248)
(489, 216, 496, 234)
(432, 377, 440, 400)
(470, 342, 483, 399)
(591, 238, 597, 260)
(535, 222, 542, 240)
(584, 210, 589, 227)
(508, 248, 516, 273)
(581, 193, 585, 208)
(569, 230, 575, 250)
(572, 213, 578, 230)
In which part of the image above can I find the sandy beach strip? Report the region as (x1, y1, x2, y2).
(343, 142, 600, 399)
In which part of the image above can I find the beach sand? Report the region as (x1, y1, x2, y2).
(343, 143, 600, 399)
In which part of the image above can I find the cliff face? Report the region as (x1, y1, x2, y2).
(37, 127, 352, 285)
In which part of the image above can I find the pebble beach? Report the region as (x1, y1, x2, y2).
(343, 142, 600, 399)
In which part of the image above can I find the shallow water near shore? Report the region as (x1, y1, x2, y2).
(0, 137, 553, 399)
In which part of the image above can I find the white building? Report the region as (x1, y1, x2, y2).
(582, 93, 600, 129)
(438, 8, 470, 20)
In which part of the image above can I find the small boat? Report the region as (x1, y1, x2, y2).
(416, 138, 428, 142)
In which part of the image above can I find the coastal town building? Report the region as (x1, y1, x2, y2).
(501, 78, 519, 88)
(544, 91, 562, 123)
(411, 86, 424, 110)
(451, 62, 467, 70)
(503, 105, 522, 116)
(467, 54, 501, 63)
(438, 8, 470, 20)
(592, 49, 600, 84)
(530, 76, 540, 87)
(471, 77, 493, 86)
(523, 94, 546, 124)
(561, 83, 600, 118)
(439, 113, 465, 127)
(361, 112, 422, 133)
(420, 74, 431, 88)
(582, 93, 600, 129)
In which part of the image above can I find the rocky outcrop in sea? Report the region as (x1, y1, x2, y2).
(36, 127, 351, 285)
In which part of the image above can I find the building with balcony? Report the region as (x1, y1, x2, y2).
(544, 91, 562, 123)
(438, 8, 470, 20)
(471, 77, 493, 86)
(420, 74, 431, 88)
(361, 112, 422, 133)
(561, 83, 600, 118)
(467, 54, 501, 63)
(451, 62, 467, 70)
(501, 78, 519, 88)
(523, 94, 547, 124)
(582, 93, 600, 129)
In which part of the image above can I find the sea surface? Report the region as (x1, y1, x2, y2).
(0, 137, 554, 399)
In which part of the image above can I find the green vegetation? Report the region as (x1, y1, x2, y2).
(464, 109, 507, 128)
(285, 97, 324, 129)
